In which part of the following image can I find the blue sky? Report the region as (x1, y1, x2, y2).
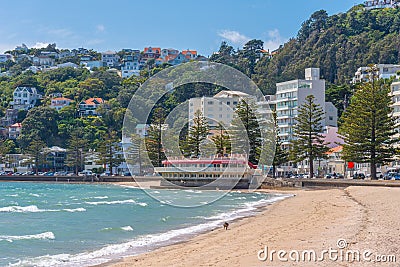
(0, 0, 360, 56)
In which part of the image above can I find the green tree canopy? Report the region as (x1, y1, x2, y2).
(339, 76, 397, 179)
(290, 95, 329, 177)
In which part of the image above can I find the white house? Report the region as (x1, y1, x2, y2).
(0, 54, 13, 63)
(8, 123, 22, 139)
(50, 97, 73, 111)
(78, 97, 104, 117)
(11, 87, 42, 110)
(81, 60, 103, 70)
(57, 62, 78, 68)
(352, 64, 400, 84)
(101, 51, 120, 67)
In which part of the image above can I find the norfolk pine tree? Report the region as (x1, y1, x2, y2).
(290, 95, 329, 178)
(211, 122, 231, 156)
(229, 99, 261, 164)
(185, 110, 209, 158)
(145, 108, 166, 167)
(66, 128, 86, 175)
(339, 74, 397, 180)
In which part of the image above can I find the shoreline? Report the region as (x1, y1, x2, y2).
(92, 189, 296, 267)
(103, 186, 400, 267)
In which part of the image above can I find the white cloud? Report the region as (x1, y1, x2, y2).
(218, 30, 250, 46)
(47, 28, 74, 38)
(86, 39, 104, 46)
(96, 24, 105, 32)
(263, 29, 287, 51)
(0, 44, 16, 53)
(32, 42, 50, 49)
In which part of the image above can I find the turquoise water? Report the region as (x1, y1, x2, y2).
(0, 182, 290, 267)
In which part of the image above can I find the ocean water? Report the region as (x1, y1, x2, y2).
(0, 182, 291, 267)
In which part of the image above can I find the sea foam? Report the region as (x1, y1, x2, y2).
(10, 194, 293, 267)
(0, 232, 55, 242)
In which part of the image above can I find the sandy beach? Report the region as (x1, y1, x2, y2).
(108, 186, 400, 266)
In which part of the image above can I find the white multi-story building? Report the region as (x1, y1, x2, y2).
(121, 54, 140, 78)
(189, 90, 252, 128)
(352, 64, 400, 84)
(390, 81, 400, 139)
(101, 51, 120, 68)
(275, 68, 337, 147)
(364, 0, 400, 10)
(11, 87, 42, 110)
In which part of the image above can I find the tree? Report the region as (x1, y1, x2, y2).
(211, 122, 231, 156)
(339, 74, 397, 180)
(290, 95, 329, 178)
(0, 139, 16, 165)
(229, 99, 261, 164)
(238, 39, 264, 75)
(97, 131, 123, 175)
(184, 110, 209, 158)
(129, 134, 149, 175)
(18, 106, 59, 149)
(145, 108, 166, 167)
(25, 135, 47, 175)
(66, 128, 86, 174)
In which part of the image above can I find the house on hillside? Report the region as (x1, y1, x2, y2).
(101, 51, 120, 68)
(8, 123, 22, 139)
(182, 50, 197, 60)
(10, 87, 42, 111)
(0, 54, 13, 63)
(78, 97, 104, 117)
(143, 47, 161, 60)
(50, 97, 73, 111)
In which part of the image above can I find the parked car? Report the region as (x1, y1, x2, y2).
(393, 173, 400, 180)
(353, 173, 365, 179)
(78, 170, 93, 176)
(325, 173, 333, 179)
(0, 171, 6, 175)
(45, 172, 54, 176)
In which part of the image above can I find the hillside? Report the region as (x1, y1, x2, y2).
(252, 5, 400, 94)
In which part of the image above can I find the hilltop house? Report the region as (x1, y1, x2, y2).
(143, 47, 161, 60)
(121, 54, 141, 78)
(10, 87, 42, 110)
(50, 97, 73, 111)
(78, 98, 104, 117)
(182, 50, 197, 60)
(8, 123, 22, 139)
(101, 51, 120, 68)
(352, 64, 400, 84)
(0, 54, 13, 63)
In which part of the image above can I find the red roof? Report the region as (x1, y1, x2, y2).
(52, 97, 72, 101)
(326, 145, 343, 155)
(144, 47, 161, 54)
(182, 50, 197, 55)
(10, 123, 22, 128)
(83, 98, 104, 105)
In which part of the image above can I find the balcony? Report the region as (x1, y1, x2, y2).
(154, 166, 251, 174)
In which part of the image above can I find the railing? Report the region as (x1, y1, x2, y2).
(154, 167, 250, 173)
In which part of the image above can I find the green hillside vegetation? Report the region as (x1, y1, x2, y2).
(1, 4, 399, 162)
